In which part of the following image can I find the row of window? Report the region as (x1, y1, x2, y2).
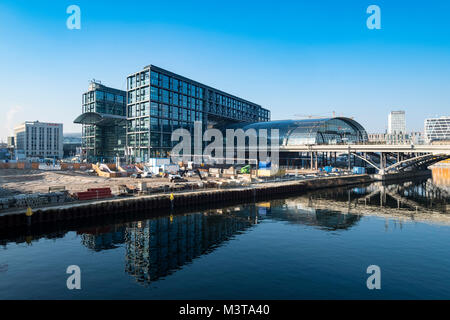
(128, 71, 205, 100)
(128, 148, 170, 159)
(127, 102, 204, 121)
(127, 118, 198, 133)
(83, 90, 125, 105)
(127, 132, 173, 148)
(83, 102, 126, 116)
(128, 86, 205, 109)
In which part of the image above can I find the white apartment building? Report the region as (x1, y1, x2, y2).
(368, 131, 424, 145)
(388, 111, 406, 134)
(14, 121, 63, 159)
(424, 116, 450, 143)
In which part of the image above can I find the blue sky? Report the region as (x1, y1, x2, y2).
(1, 0, 450, 140)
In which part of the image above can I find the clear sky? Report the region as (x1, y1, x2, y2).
(1, 0, 450, 140)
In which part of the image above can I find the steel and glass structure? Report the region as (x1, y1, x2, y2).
(425, 116, 450, 143)
(74, 81, 127, 162)
(126, 65, 270, 160)
(229, 117, 368, 146)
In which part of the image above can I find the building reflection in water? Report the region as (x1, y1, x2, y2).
(80, 227, 126, 251)
(80, 207, 257, 285)
(76, 174, 450, 285)
(78, 201, 366, 285)
(261, 201, 361, 231)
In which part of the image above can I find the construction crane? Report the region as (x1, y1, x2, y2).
(294, 111, 336, 119)
(293, 111, 354, 120)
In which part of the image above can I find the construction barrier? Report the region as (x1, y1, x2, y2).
(74, 188, 112, 201)
(0, 162, 93, 170)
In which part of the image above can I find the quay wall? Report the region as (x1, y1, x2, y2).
(0, 174, 372, 229)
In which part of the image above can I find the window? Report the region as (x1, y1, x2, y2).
(151, 71, 159, 86)
(161, 75, 169, 89)
(172, 93, 179, 106)
(128, 91, 136, 103)
(150, 102, 159, 116)
(150, 86, 158, 100)
(172, 78, 179, 91)
(161, 104, 169, 118)
(128, 76, 135, 90)
(151, 132, 160, 147)
(151, 117, 160, 131)
(142, 71, 149, 85)
(161, 89, 169, 103)
(96, 91, 105, 100)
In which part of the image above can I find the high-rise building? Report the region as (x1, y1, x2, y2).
(7, 136, 15, 148)
(126, 65, 270, 161)
(424, 116, 450, 143)
(14, 121, 63, 159)
(388, 110, 406, 134)
(74, 81, 127, 162)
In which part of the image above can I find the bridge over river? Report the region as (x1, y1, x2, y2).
(277, 144, 450, 176)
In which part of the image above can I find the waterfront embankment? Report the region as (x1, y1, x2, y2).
(0, 173, 376, 228)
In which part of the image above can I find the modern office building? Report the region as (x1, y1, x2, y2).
(388, 110, 406, 134)
(424, 116, 450, 143)
(126, 65, 270, 161)
(74, 81, 127, 162)
(368, 132, 424, 145)
(14, 121, 63, 159)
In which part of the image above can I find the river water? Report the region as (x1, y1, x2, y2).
(1, 169, 450, 299)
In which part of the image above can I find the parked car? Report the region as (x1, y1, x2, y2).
(169, 174, 187, 182)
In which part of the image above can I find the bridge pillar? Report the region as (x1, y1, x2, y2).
(379, 152, 385, 175)
(315, 152, 318, 170)
(347, 149, 351, 171)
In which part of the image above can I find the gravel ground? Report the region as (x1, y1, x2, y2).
(0, 169, 201, 195)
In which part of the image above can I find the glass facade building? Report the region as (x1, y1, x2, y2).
(74, 81, 127, 162)
(425, 116, 450, 143)
(126, 65, 270, 160)
(229, 117, 368, 146)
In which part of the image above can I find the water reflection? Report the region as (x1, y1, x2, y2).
(78, 203, 364, 285)
(2, 175, 450, 288)
(432, 165, 450, 192)
(287, 177, 450, 226)
(80, 207, 258, 285)
(261, 201, 361, 231)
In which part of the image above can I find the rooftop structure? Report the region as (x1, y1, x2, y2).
(229, 117, 368, 146)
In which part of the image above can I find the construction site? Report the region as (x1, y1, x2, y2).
(0, 155, 357, 215)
